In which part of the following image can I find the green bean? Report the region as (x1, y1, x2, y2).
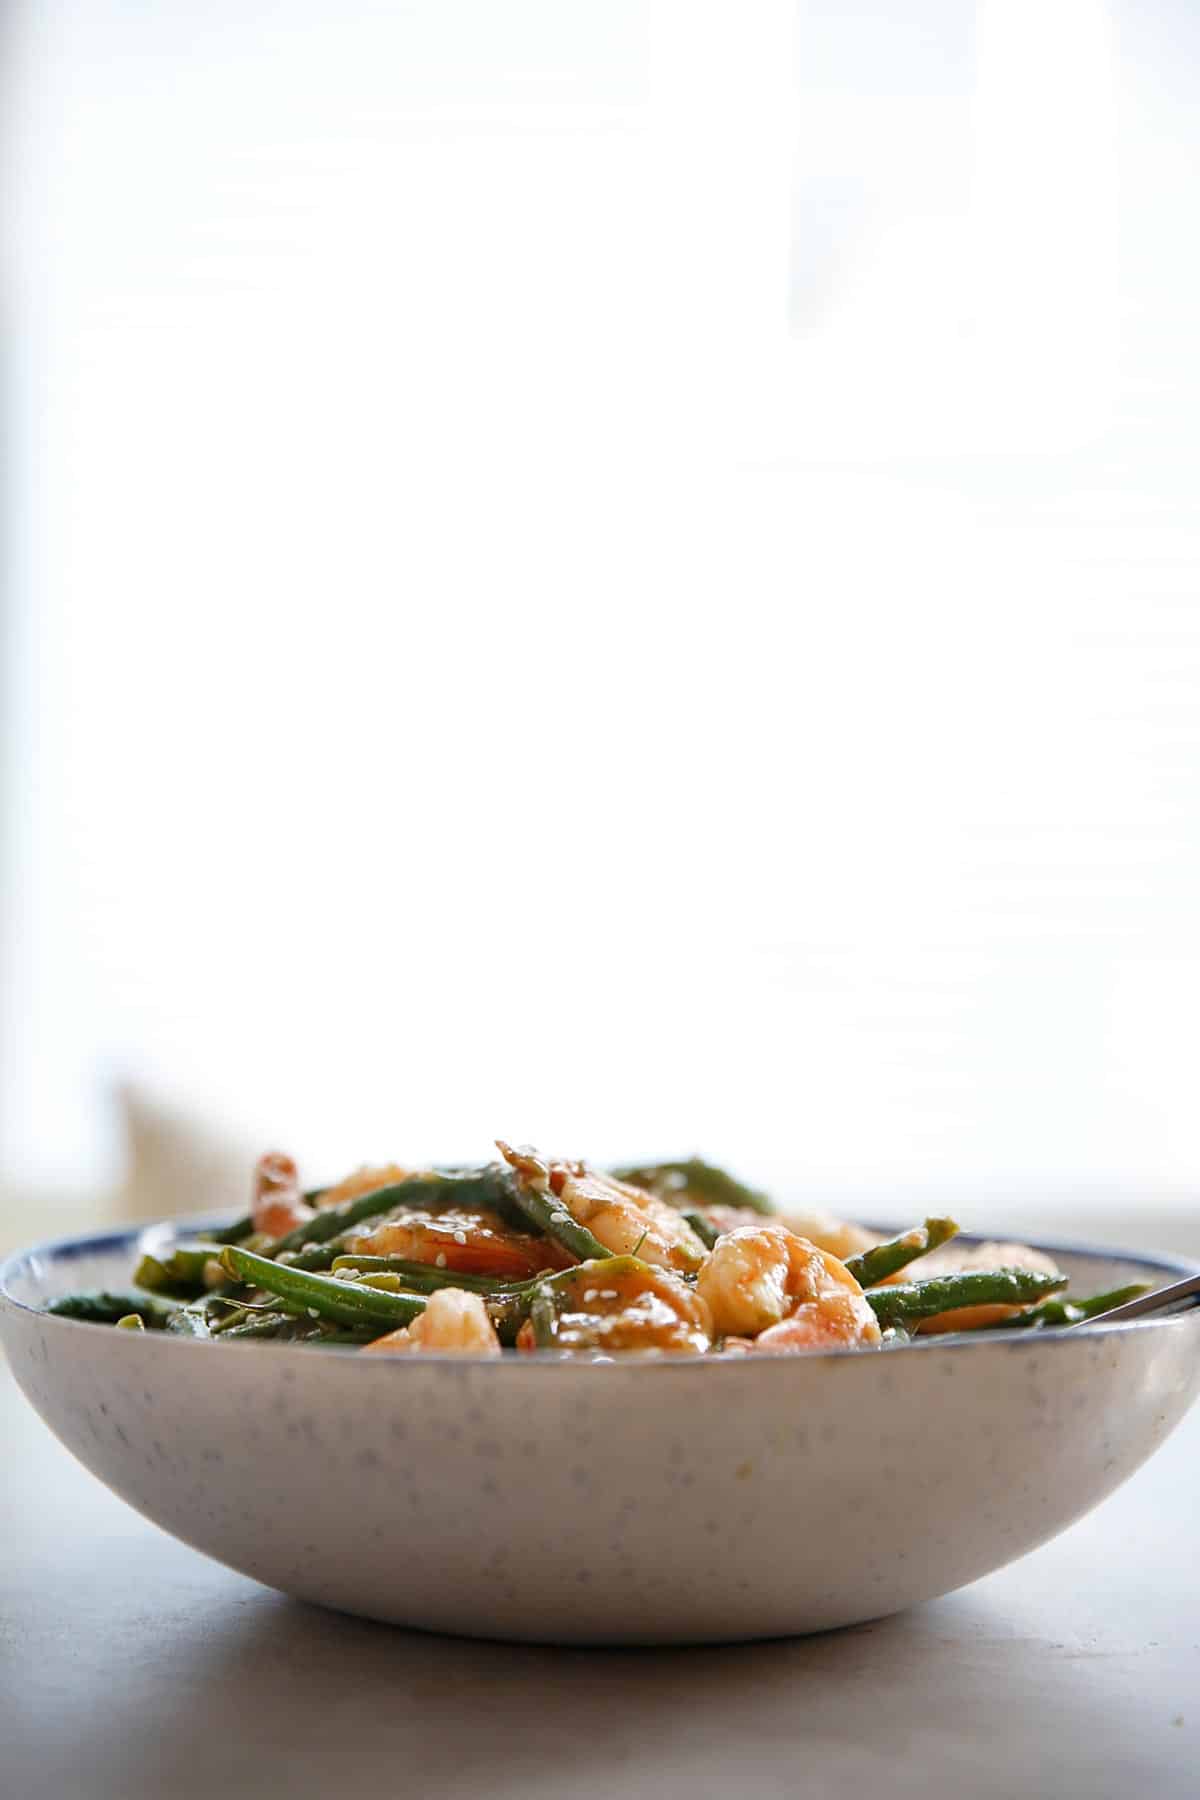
(279, 1244, 341, 1271)
(223, 1312, 382, 1343)
(208, 1295, 283, 1334)
(211, 1312, 294, 1340)
(844, 1218, 960, 1288)
(46, 1290, 178, 1328)
(613, 1159, 773, 1215)
(486, 1293, 532, 1347)
(205, 1309, 382, 1345)
(263, 1182, 412, 1256)
(681, 1209, 721, 1250)
(206, 1215, 255, 1246)
(997, 1283, 1150, 1330)
(135, 1246, 221, 1300)
(218, 1245, 428, 1330)
(864, 1267, 1067, 1328)
(507, 1182, 611, 1264)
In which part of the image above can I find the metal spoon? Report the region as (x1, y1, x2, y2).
(1079, 1269, 1200, 1326)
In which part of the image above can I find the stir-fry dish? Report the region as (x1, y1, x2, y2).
(45, 1142, 1148, 1356)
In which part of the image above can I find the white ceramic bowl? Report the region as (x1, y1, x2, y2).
(2, 1217, 1198, 1645)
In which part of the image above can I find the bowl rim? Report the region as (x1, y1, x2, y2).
(3, 1212, 1198, 1369)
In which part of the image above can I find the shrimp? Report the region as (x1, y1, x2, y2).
(345, 1207, 570, 1280)
(314, 1163, 410, 1209)
(516, 1258, 712, 1355)
(362, 1288, 501, 1356)
(696, 1224, 881, 1350)
(498, 1143, 707, 1277)
(894, 1240, 1063, 1334)
(251, 1151, 315, 1242)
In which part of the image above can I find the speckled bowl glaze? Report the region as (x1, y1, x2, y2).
(2, 1218, 1198, 1644)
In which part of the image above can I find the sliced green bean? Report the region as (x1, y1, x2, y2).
(208, 1295, 284, 1334)
(843, 1218, 960, 1288)
(206, 1215, 255, 1246)
(865, 1267, 1067, 1328)
(218, 1245, 428, 1330)
(263, 1182, 412, 1256)
(211, 1313, 289, 1340)
(613, 1159, 773, 1216)
(278, 1244, 341, 1271)
(46, 1290, 178, 1328)
(507, 1181, 610, 1264)
(997, 1283, 1151, 1330)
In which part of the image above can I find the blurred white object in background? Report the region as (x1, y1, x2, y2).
(111, 1083, 258, 1225)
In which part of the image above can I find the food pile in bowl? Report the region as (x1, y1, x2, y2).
(44, 1141, 1148, 1356)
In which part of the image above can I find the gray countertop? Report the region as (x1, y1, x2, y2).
(1, 1356, 1195, 1799)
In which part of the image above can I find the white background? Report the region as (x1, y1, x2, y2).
(2, 2, 1198, 1231)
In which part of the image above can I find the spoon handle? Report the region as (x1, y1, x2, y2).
(1080, 1269, 1200, 1325)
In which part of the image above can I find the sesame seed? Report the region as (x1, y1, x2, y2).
(307, 1307, 319, 1319)
(453, 1230, 467, 1246)
(436, 1253, 447, 1268)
